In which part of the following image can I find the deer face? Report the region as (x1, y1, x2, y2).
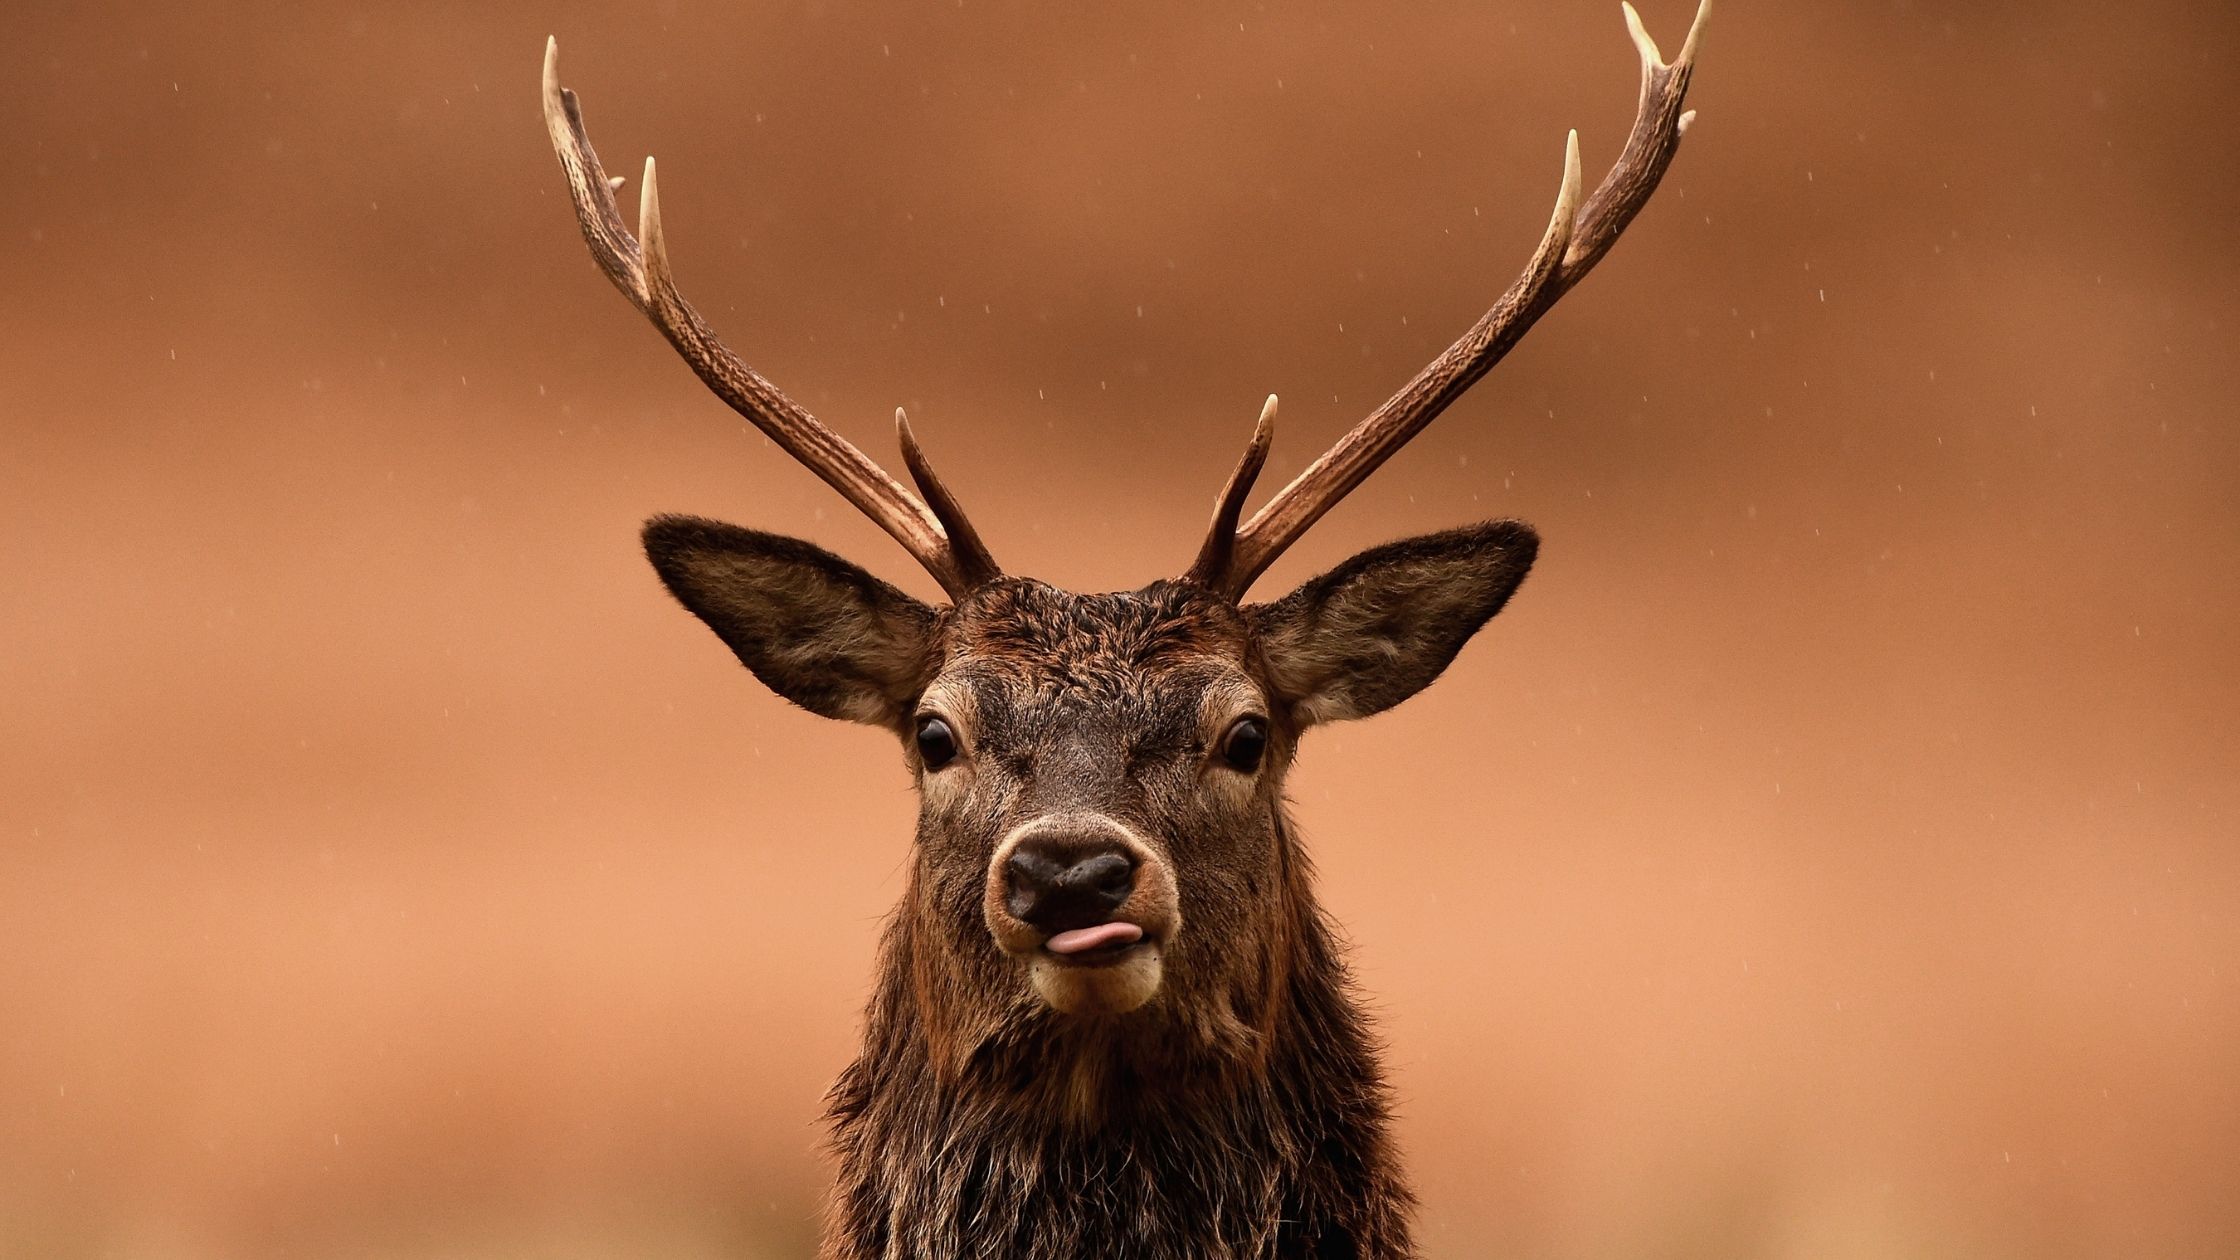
(546, 0, 1699, 1025)
(644, 515, 1536, 1021)
(921, 580, 1271, 1019)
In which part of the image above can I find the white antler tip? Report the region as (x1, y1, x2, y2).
(539, 36, 567, 134)
(1678, 109, 1698, 134)
(637, 155, 667, 278)
(1680, 0, 1712, 65)
(1621, 2, 1662, 69)
(1252, 393, 1278, 445)
(606, 174, 626, 191)
(1559, 129, 1583, 216)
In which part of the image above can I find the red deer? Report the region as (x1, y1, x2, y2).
(542, 4, 1706, 1255)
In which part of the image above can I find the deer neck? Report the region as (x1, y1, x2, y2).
(821, 818, 1415, 1260)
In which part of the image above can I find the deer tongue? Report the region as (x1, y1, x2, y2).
(1044, 922, 1144, 956)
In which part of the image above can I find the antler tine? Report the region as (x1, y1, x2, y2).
(1199, 0, 1708, 600)
(1183, 395, 1278, 590)
(895, 408, 1002, 591)
(541, 37, 999, 601)
(1570, 0, 1709, 275)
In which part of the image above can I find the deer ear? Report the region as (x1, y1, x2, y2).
(1245, 520, 1538, 726)
(643, 515, 940, 726)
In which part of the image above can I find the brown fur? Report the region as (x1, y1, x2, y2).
(555, 4, 1711, 1243)
(641, 515, 1539, 1260)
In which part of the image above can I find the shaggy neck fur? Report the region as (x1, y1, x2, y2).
(822, 815, 1415, 1260)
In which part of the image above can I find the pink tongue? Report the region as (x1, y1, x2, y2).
(1044, 922, 1144, 955)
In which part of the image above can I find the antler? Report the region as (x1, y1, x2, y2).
(1190, 0, 1710, 600)
(541, 38, 1001, 600)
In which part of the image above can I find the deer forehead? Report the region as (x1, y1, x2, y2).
(926, 581, 1267, 737)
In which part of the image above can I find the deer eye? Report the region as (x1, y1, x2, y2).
(915, 716, 959, 770)
(1219, 717, 1268, 773)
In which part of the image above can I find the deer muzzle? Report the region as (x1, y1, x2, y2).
(985, 814, 1179, 1015)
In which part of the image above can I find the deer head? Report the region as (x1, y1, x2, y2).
(542, 0, 1703, 1042)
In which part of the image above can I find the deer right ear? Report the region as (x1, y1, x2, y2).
(642, 515, 941, 727)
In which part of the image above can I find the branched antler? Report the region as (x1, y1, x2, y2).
(548, 0, 1707, 605)
(1190, 0, 1710, 599)
(541, 38, 1000, 599)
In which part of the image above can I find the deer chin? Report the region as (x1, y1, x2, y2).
(1027, 940, 1165, 1015)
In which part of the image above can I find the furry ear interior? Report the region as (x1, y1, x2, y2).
(1245, 520, 1538, 726)
(643, 515, 940, 726)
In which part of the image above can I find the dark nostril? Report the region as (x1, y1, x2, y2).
(1067, 853, 1134, 904)
(1005, 848, 1064, 901)
(1005, 842, 1137, 935)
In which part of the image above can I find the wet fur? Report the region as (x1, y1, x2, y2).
(641, 517, 1538, 1260)
(826, 847, 1411, 1260)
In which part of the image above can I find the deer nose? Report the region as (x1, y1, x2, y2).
(1004, 839, 1136, 936)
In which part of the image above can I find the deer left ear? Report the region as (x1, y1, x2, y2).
(1245, 520, 1538, 726)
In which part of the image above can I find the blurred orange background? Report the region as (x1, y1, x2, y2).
(4, 1, 2235, 1256)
